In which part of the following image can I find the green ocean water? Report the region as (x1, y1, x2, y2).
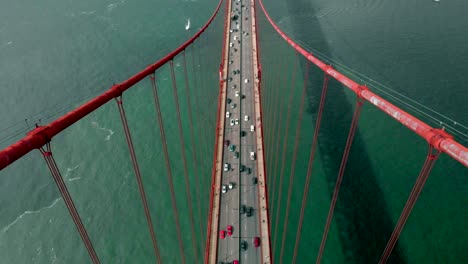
(1, 0, 467, 263)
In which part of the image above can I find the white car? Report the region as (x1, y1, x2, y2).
(250, 125, 255, 132)
(226, 112, 231, 118)
(231, 103, 236, 109)
(230, 119, 235, 126)
(222, 185, 227, 194)
(235, 91, 239, 97)
(235, 119, 239, 125)
(229, 42, 233, 47)
(250, 152, 256, 161)
(244, 115, 249, 121)
(224, 163, 230, 171)
(228, 182, 234, 189)
(244, 79, 249, 84)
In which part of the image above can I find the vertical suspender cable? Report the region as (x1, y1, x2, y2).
(379, 146, 441, 263)
(279, 58, 305, 263)
(150, 75, 186, 264)
(269, 55, 286, 213)
(191, 43, 207, 236)
(170, 60, 199, 261)
(116, 96, 161, 263)
(292, 68, 326, 263)
(316, 95, 364, 264)
(183, 49, 204, 254)
(273, 51, 298, 252)
(40, 144, 101, 264)
(266, 54, 280, 190)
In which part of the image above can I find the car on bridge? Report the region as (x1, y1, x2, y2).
(246, 167, 251, 174)
(240, 204, 246, 214)
(246, 207, 253, 217)
(239, 165, 245, 172)
(226, 111, 230, 118)
(222, 185, 227, 194)
(253, 237, 260, 247)
(230, 119, 234, 126)
(252, 177, 258, 185)
(229, 145, 236, 152)
(250, 151, 256, 161)
(234, 151, 239, 159)
(244, 115, 249, 121)
(244, 78, 249, 83)
(227, 225, 233, 236)
(235, 119, 239, 125)
(240, 240, 248, 251)
(231, 103, 236, 109)
(250, 125, 255, 132)
(224, 140, 230, 147)
(220, 230, 226, 239)
(228, 182, 234, 189)
(224, 163, 230, 171)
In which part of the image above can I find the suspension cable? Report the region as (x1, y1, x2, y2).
(273, 51, 298, 252)
(39, 143, 101, 264)
(183, 49, 204, 256)
(279, 56, 304, 263)
(292, 69, 328, 263)
(266, 53, 283, 183)
(269, 55, 287, 215)
(379, 145, 441, 263)
(316, 94, 365, 264)
(115, 96, 161, 263)
(170, 60, 199, 261)
(191, 42, 208, 237)
(150, 75, 186, 264)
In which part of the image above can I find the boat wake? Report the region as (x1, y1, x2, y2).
(1, 198, 61, 234)
(185, 18, 191, 30)
(64, 165, 81, 181)
(91, 121, 114, 141)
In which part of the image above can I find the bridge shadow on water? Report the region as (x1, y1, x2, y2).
(285, 0, 406, 263)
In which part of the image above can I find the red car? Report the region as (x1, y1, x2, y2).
(224, 140, 230, 147)
(233, 260, 239, 264)
(227, 225, 233, 236)
(220, 230, 226, 239)
(253, 237, 260, 247)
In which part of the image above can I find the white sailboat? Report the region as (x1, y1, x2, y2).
(185, 19, 191, 30)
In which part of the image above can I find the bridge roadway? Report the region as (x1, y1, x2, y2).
(208, 0, 271, 263)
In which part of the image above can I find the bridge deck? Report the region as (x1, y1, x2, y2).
(207, 0, 271, 262)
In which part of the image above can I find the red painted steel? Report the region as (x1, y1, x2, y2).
(204, 0, 230, 262)
(0, 0, 224, 170)
(257, 0, 468, 168)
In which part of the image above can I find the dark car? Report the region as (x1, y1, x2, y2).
(252, 177, 258, 185)
(240, 205, 246, 214)
(246, 168, 251, 175)
(240, 240, 248, 251)
(229, 145, 236, 152)
(224, 140, 230, 147)
(227, 98, 232, 104)
(239, 165, 245, 172)
(246, 207, 253, 217)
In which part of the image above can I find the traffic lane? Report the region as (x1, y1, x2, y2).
(218, 58, 242, 259)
